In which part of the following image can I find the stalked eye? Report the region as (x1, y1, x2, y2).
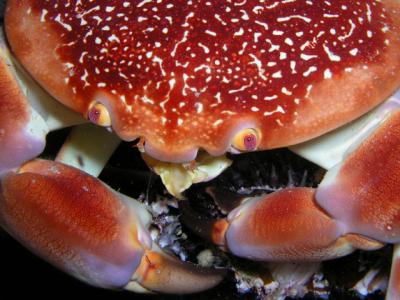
(87, 102, 111, 127)
(231, 128, 261, 152)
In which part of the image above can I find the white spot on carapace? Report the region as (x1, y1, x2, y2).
(195, 102, 204, 114)
(264, 105, 285, 117)
(324, 69, 333, 79)
(303, 66, 317, 77)
(323, 44, 341, 62)
(277, 15, 312, 23)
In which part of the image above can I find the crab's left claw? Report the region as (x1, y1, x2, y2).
(316, 110, 400, 243)
(0, 159, 224, 293)
(182, 188, 383, 262)
(314, 109, 400, 299)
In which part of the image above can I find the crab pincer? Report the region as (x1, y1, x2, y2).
(315, 109, 400, 299)
(185, 105, 400, 298)
(316, 110, 400, 244)
(0, 159, 224, 293)
(183, 188, 383, 263)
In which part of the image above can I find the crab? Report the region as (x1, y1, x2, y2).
(1, 0, 400, 298)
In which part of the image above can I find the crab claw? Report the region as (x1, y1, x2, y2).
(0, 159, 224, 293)
(183, 188, 382, 262)
(316, 110, 400, 243)
(129, 245, 224, 294)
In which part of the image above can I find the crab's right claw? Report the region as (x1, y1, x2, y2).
(0, 159, 224, 294)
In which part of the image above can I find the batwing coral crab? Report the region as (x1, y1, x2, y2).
(1, 0, 400, 298)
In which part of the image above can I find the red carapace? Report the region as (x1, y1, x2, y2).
(5, 0, 400, 161)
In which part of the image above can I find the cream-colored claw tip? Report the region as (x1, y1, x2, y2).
(231, 128, 261, 152)
(129, 247, 225, 294)
(87, 102, 112, 127)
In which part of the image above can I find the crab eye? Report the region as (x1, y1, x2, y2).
(87, 102, 112, 127)
(231, 128, 261, 152)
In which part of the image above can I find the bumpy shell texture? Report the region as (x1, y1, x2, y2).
(5, 0, 400, 162)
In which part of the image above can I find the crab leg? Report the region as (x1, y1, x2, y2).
(183, 97, 400, 298)
(0, 25, 88, 176)
(290, 88, 400, 169)
(184, 187, 383, 262)
(0, 157, 224, 293)
(315, 110, 400, 243)
(55, 124, 121, 177)
(315, 110, 400, 300)
(0, 39, 47, 175)
(291, 89, 400, 298)
(0, 82, 224, 294)
(0, 28, 85, 132)
(54, 123, 227, 293)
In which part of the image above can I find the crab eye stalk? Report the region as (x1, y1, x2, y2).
(87, 102, 111, 127)
(231, 128, 261, 152)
